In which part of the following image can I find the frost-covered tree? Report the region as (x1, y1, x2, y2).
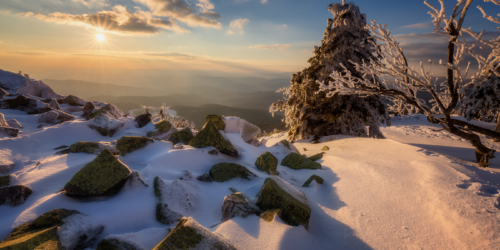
(462, 64, 500, 124)
(316, 0, 500, 167)
(270, 1, 390, 142)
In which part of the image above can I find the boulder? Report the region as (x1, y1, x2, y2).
(154, 176, 199, 225)
(0, 185, 32, 206)
(0, 209, 103, 250)
(0, 95, 52, 114)
(281, 152, 322, 170)
(116, 136, 154, 156)
(221, 192, 260, 222)
(321, 146, 330, 151)
(223, 117, 261, 142)
(255, 152, 278, 175)
(0, 158, 14, 174)
(277, 140, 300, 153)
(97, 228, 168, 250)
(64, 95, 87, 106)
(81, 101, 96, 120)
(0, 175, 10, 187)
(260, 209, 282, 222)
(208, 149, 219, 155)
(0, 113, 7, 127)
(16, 79, 62, 100)
(56, 141, 119, 155)
(88, 113, 125, 137)
(0, 88, 7, 99)
(147, 120, 178, 140)
(38, 110, 59, 124)
(135, 113, 152, 128)
(302, 175, 324, 187)
(169, 127, 193, 145)
(127, 171, 149, 187)
(189, 121, 240, 158)
(308, 152, 325, 161)
(63, 149, 132, 197)
(153, 217, 237, 250)
(256, 176, 311, 229)
(206, 114, 225, 130)
(6, 119, 22, 128)
(48, 98, 61, 110)
(89, 103, 124, 120)
(196, 173, 212, 182)
(209, 163, 256, 182)
(0, 126, 19, 137)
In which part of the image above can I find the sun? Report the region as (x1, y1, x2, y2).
(96, 34, 105, 41)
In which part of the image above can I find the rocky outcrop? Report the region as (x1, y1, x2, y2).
(88, 113, 125, 137)
(223, 117, 261, 142)
(0, 175, 10, 187)
(147, 120, 177, 140)
(64, 149, 132, 197)
(281, 152, 322, 170)
(48, 98, 60, 110)
(6, 119, 22, 128)
(89, 103, 124, 120)
(302, 175, 324, 187)
(154, 176, 199, 225)
(255, 152, 278, 175)
(209, 163, 256, 182)
(308, 152, 325, 161)
(169, 127, 193, 145)
(116, 136, 154, 156)
(153, 217, 237, 250)
(38, 110, 59, 124)
(0, 185, 32, 206)
(189, 121, 240, 158)
(0, 158, 14, 174)
(221, 192, 260, 222)
(64, 95, 87, 106)
(206, 114, 225, 130)
(256, 176, 311, 230)
(135, 113, 152, 128)
(0, 209, 103, 250)
(196, 173, 212, 182)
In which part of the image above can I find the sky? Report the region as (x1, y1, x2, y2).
(0, 0, 498, 82)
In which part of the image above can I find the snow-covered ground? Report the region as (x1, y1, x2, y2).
(1, 109, 500, 249)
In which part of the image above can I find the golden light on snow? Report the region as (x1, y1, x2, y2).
(96, 34, 105, 41)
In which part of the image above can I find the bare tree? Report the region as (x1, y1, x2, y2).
(317, 0, 500, 167)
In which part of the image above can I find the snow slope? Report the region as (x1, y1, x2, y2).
(1, 108, 500, 249)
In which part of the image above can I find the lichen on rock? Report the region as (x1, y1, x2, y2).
(308, 152, 325, 161)
(206, 114, 225, 130)
(321, 146, 330, 151)
(0, 175, 10, 187)
(302, 175, 324, 187)
(134, 113, 152, 128)
(221, 192, 260, 222)
(189, 121, 240, 158)
(278, 140, 300, 153)
(260, 209, 282, 222)
(281, 152, 322, 170)
(209, 163, 256, 182)
(169, 127, 193, 145)
(116, 136, 154, 156)
(147, 120, 177, 140)
(255, 152, 278, 175)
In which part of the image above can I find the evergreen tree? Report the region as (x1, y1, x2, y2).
(270, 1, 389, 142)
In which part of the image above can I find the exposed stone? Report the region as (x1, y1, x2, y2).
(97, 238, 138, 250)
(0, 175, 10, 187)
(147, 120, 178, 140)
(81, 101, 96, 120)
(154, 176, 198, 225)
(256, 176, 311, 230)
(56, 141, 100, 155)
(0, 126, 19, 137)
(88, 113, 125, 137)
(48, 98, 61, 110)
(0, 113, 7, 127)
(0, 95, 52, 114)
(255, 152, 278, 175)
(0, 88, 7, 99)
(64, 149, 132, 197)
(54, 145, 68, 150)
(153, 217, 237, 250)
(321, 146, 330, 151)
(302, 175, 324, 187)
(53, 110, 74, 123)
(260, 209, 282, 222)
(127, 171, 149, 188)
(64, 95, 87, 106)
(0, 185, 32, 206)
(208, 149, 219, 155)
(196, 173, 212, 182)
(6, 119, 22, 128)
(308, 152, 325, 161)
(222, 192, 260, 222)
(206, 114, 225, 130)
(189, 121, 240, 158)
(89, 103, 124, 120)
(0, 158, 14, 174)
(209, 163, 256, 182)
(135, 113, 152, 128)
(277, 140, 300, 153)
(169, 127, 193, 145)
(38, 110, 59, 124)
(0, 209, 103, 250)
(281, 152, 322, 170)
(116, 136, 154, 156)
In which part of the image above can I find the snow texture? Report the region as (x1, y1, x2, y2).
(6, 119, 22, 128)
(223, 116, 261, 142)
(156, 177, 199, 224)
(57, 213, 103, 250)
(183, 217, 237, 249)
(102, 227, 168, 250)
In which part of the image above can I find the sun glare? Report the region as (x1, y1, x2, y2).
(96, 34, 105, 41)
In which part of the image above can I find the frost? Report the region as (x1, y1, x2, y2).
(57, 213, 103, 250)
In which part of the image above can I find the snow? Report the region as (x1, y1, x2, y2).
(57, 213, 103, 250)
(102, 227, 168, 250)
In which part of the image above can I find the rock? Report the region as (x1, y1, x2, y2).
(147, 120, 178, 140)
(277, 140, 300, 153)
(196, 173, 212, 182)
(308, 152, 325, 161)
(81, 101, 96, 120)
(127, 171, 149, 187)
(0, 185, 32, 206)
(247, 138, 261, 147)
(209, 163, 256, 182)
(260, 209, 282, 222)
(154, 176, 199, 225)
(88, 113, 125, 137)
(37, 124, 46, 129)
(116, 136, 154, 156)
(47, 98, 61, 110)
(302, 175, 324, 187)
(221, 192, 260, 222)
(169, 127, 193, 145)
(223, 117, 261, 142)
(255, 152, 278, 175)
(38, 110, 59, 124)
(6, 119, 22, 128)
(0, 209, 103, 250)
(281, 152, 322, 170)
(256, 176, 311, 229)
(0, 158, 14, 174)
(89, 103, 124, 120)
(54, 145, 68, 150)
(64, 95, 87, 106)
(97, 228, 168, 250)
(0, 95, 52, 114)
(0, 126, 19, 137)
(321, 146, 330, 151)
(0, 175, 10, 187)
(206, 114, 225, 130)
(208, 149, 219, 155)
(0, 113, 7, 127)
(135, 113, 152, 128)
(179, 170, 193, 180)
(153, 217, 237, 250)
(16, 80, 62, 100)
(0, 88, 7, 99)
(56, 141, 100, 154)
(64, 149, 132, 197)
(189, 121, 240, 158)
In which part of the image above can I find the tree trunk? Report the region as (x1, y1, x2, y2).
(495, 113, 500, 142)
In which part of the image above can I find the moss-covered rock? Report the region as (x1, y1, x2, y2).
(189, 121, 240, 158)
(134, 113, 152, 128)
(308, 152, 325, 161)
(97, 238, 138, 250)
(256, 176, 311, 230)
(0, 185, 32, 206)
(260, 209, 282, 222)
(169, 128, 193, 145)
(153, 217, 237, 250)
(321, 146, 330, 151)
(302, 175, 324, 187)
(208, 149, 218, 155)
(147, 120, 177, 139)
(56, 141, 100, 154)
(0, 175, 10, 187)
(222, 192, 260, 222)
(116, 136, 154, 156)
(281, 152, 322, 170)
(209, 163, 256, 182)
(206, 114, 225, 130)
(255, 152, 278, 175)
(63, 149, 132, 197)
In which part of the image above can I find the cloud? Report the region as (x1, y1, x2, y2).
(402, 22, 432, 29)
(8, 51, 46, 55)
(261, 0, 268, 3)
(145, 52, 197, 60)
(249, 44, 291, 50)
(28, 5, 187, 35)
(133, 0, 221, 28)
(72, 0, 109, 7)
(227, 18, 249, 34)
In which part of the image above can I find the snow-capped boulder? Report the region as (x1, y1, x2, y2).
(154, 176, 199, 225)
(48, 98, 61, 110)
(0, 175, 10, 187)
(209, 163, 257, 182)
(83, 101, 95, 114)
(89, 103, 124, 120)
(0, 158, 14, 174)
(56, 141, 119, 155)
(222, 192, 260, 222)
(96, 228, 168, 250)
(260, 209, 282, 222)
(127, 171, 149, 188)
(276, 139, 300, 153)
(135, 113, 152, 128)
(0, 95, 51, 114)
(206, 114, 225, 130)
(64, 149, 132, 197)
(196, 173, 213, 182)
(281, 152, 322, 170)
(154, 217, 237, 250)
(223, 116, 261, 142)
(255, 151, 278, 175)
(116, 136, 154, 156)
(189, 121, 241, 158)
(16, 80, 62, 100)
(88, 113, 125, 137)
(38, 110, 59, 124)
(0, 185, 32, 206)
(64, 95, 87, 106)
(169, 127, 193, 145)
(0, 69, 29, 90)
(256, 176, 311, 230)
(147, 120, 178, 140)
(0, 113, 7, 127)
(0, 88, 7, 99)
(302, 175, 324, 187)
(0, 126, 19, 137)
(308, 152, 325, 161)
(6, 119, 22, 128)
(0, 209, 103, 250)
(53, 109, 75, 123)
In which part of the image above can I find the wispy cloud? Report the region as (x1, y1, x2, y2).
(402, 22, 432, 29)
(227, 18, 249, 34)
(145, 52, 197, 60)
(8, 51, 46, 56)
(249, 44, 291, 50)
